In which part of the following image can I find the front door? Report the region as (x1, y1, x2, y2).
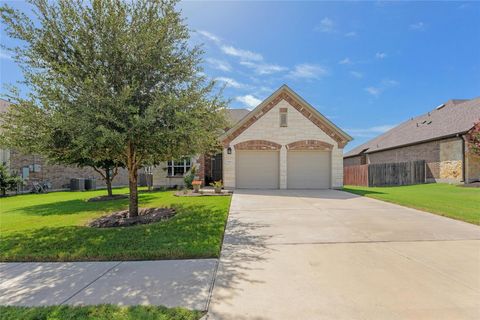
(211, 153, 223, 183)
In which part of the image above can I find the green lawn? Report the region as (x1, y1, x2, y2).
(0, 188, 231, 262)
(343, 183, 480, 225)
(0, 305, 203, 320)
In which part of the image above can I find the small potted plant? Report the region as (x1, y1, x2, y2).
(210, 180, 223, 194)
(192, 180, 202, 193)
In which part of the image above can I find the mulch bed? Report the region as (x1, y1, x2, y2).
(87, 194, 129, 202)
(175, 190, 231, 197)
(88, 207, 176, 228)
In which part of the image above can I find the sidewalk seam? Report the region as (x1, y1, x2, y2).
(59, 261, 123, 305)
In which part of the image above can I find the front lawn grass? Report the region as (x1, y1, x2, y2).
(0, 305, 203, 320)
(0, 188, 231, 262)
(343, 183, 480, 225)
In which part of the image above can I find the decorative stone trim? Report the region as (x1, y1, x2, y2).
(222, 88, 349, 148)
(234, 140, 282, 151)
(286, 140, 333, 151)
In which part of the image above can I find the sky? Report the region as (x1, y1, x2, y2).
(1, 1, 479, 151)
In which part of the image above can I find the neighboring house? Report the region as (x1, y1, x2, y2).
(153, 85, 352, 189)
(0, 98, 130, 191)
(344, 98, 480, 184)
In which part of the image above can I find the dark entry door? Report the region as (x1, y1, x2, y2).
(211, 153, 223, 182)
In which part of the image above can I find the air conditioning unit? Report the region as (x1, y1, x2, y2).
(70, 178, 85, 191)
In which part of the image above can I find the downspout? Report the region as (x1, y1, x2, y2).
(460, 134, 466, 183)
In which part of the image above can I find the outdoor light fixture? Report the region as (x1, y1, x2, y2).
(227, 147, 232, 154)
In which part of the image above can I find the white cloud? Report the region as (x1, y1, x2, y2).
(381, 79, 399, 86)
(350, 71, 363, 79)
(344, 31, 357, 37)
(221, 45, 263, 61)
(240, 61, 287, 75)
(215, 77, 244, 89)
(206, 58, 231, 72)
(197, 29, 264, 63)
(375, 52, 387, 59)
(288, 64, 328, 79)
(365, 86, 381, 96)
(236, 94, 262, 108)
(339, 57, 352, 65)
(315, 17, 335, 33)
(197, 30, 221, 44)
(365, 78, 399, 96)
(0, 50, 12, 60)
(409, 22, 425, 31)
(347, 124, 397, 137)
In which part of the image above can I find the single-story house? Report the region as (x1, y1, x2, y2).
(344, 97, 480, 184)
(153, 85, 353, 189)
(0, 98, 131, 191)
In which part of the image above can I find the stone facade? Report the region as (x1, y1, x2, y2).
(222, 98, 344, 189)
(151, 156, 202, 189)
(465, 142, 480, 183)
(9, 150, 130, 191)
(344, 137, 470, 183)
(222, 90, 349, 149)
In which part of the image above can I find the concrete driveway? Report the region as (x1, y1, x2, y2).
(208, 189, 480, 320)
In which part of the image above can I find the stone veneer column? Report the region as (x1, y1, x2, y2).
(223, 147, 235, 189)
(331, 147, 343, 189)
(279, 145, 287, 189)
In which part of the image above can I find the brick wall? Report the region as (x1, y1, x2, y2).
(9, 150, 129, 190)
(344, 156, 362, 167)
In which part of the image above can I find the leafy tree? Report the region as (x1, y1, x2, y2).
(0, 101, 122, 196)
(0, 0, 227, 217)
(0, 164, 23, 196)
(466, 120, 480, 156)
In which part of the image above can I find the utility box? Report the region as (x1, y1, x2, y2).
(70, 178, 85, 191)
(84, 178, 96, 191)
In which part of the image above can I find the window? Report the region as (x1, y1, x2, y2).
(279, 108, 288, 127)
(167, 158, 191, 176)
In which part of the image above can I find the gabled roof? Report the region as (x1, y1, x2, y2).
(345, 97, 480, 158)
(226, 108, 251, 126)
(220, 85, 352, 147)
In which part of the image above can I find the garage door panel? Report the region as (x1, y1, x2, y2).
(287, 151, 330, 189)
(236, 151, 279, 189)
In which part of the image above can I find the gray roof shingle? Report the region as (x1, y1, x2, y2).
(226, 108, 250, 126)
(345, 97, 480, 157)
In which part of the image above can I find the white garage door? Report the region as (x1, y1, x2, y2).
(287, 151, 331, 189)
(236, 150, 279, 189)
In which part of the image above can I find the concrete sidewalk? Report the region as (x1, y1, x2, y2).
(0, 259, 217, 310)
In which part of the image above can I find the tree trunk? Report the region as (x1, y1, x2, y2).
(127, 143, 139, 218)
(128, 167, 138, 217)
(105, 169, 113, 197)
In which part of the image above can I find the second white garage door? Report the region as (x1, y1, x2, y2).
(287, 150, 331, 189)
(236, 150, 279, 189)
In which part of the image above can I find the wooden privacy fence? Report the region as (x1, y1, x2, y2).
(344, 164, 369, 186)
(344, 160, 426, 187)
